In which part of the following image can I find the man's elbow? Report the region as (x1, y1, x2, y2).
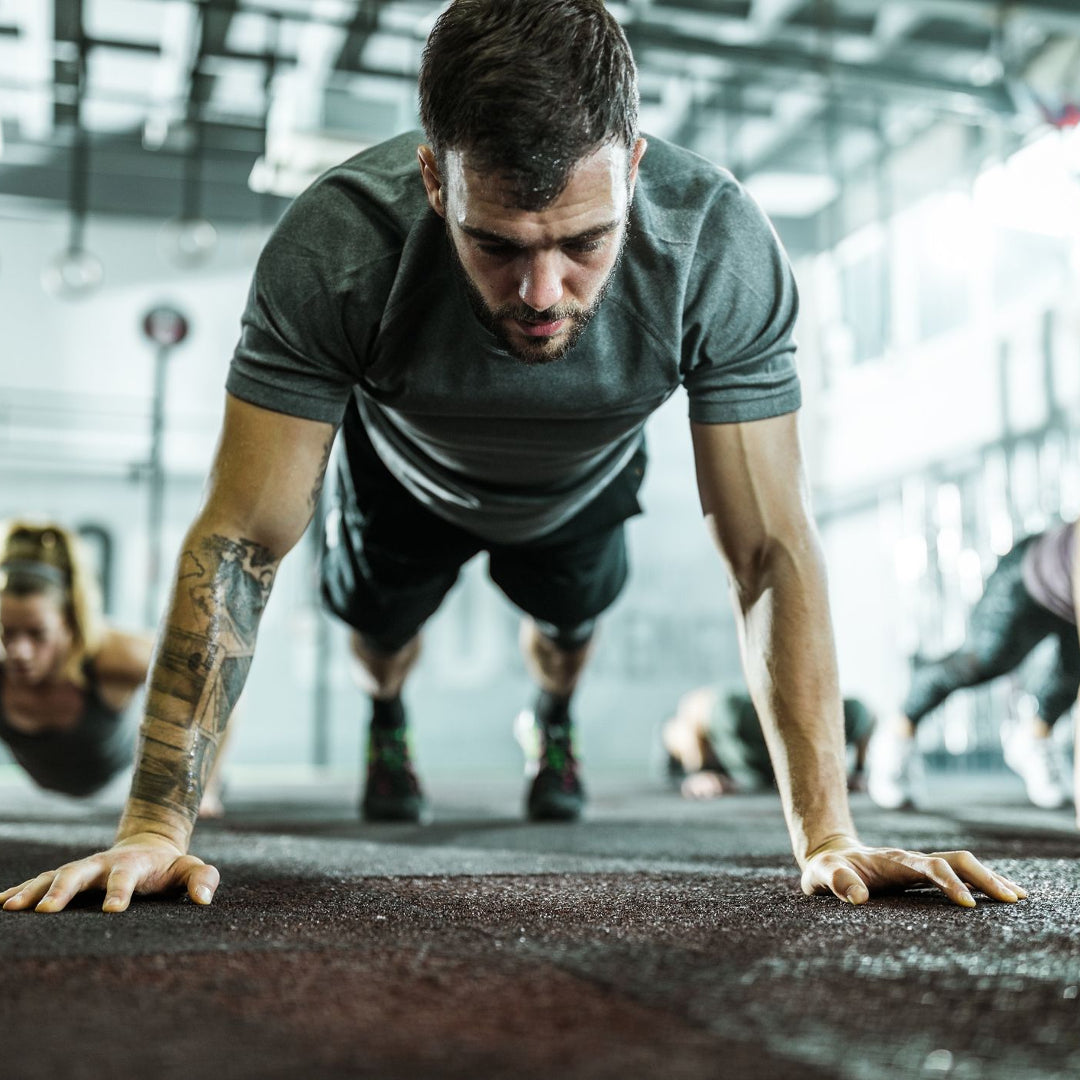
(190, 508, 306, 565)
(723, 530, 825, 613)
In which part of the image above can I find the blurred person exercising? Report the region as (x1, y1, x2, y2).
(0, 520, 224, 816)
(868, 520, 1080, 813)
(2, 0, 1025, 914)
(663, 686, 875, 799)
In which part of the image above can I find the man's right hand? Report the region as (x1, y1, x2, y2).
(0, 834, 220, 913)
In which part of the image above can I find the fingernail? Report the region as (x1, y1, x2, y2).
(1000, 888, 1018, 902)
(959, 889, 975, 906)
(194, 886, 212, 904)
(845, 886, 867, 904)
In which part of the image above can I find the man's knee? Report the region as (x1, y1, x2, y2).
(532, 617, 596, 653)
(350, 628, 420, 662)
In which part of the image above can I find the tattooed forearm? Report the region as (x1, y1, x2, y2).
(306, 429, 336, 513)
(119, 534, 276, 840)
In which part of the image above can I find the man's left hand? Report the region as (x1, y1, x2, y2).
(800, 837, 1027, 907)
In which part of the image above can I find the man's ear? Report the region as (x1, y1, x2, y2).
(417, 145, 446, 218)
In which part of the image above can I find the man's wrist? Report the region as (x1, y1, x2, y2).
(117, 801, 194, 851)
(799, 831, 861, 869)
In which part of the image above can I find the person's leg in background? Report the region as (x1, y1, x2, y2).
(869, 540, 1053, 809)
(1002, 629, 1080, 808)
(840, 698, 876, 793)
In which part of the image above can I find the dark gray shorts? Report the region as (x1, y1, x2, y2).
(320, 399, 646, 654)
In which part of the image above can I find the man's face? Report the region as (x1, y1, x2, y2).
(420, 140, 646, 364)
(0, 592, 72, 686)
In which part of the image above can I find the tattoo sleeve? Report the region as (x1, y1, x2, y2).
(118, 534, 277, 844)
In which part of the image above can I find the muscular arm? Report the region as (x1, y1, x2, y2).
(1, 393, 337, 913)
(691, 415, 1027, 907)
(118, 393, 336, 849)
(691, 415, 853, 866)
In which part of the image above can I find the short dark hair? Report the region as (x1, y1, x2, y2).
(418, 0, 639, 209)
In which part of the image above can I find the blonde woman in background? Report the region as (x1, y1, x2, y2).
(0, 520, 224, 815)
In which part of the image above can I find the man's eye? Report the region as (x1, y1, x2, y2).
(565, 240, 604, 254)
(478, 243, 514, 257)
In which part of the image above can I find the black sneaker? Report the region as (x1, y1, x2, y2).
(517, 710, 586, 821)
(361, 724, 428, 823)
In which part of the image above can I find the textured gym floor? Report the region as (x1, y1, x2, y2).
(2, 771, 1078, 1080)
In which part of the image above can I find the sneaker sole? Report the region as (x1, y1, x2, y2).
(527, 792, 585, 822)
(361, 795, 431, 824)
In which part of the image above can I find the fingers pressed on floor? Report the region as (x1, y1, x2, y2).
(103, 869, 139, 913)
(35, 864, 98, 912)
(911, 856, 975, 907)
(829, 864, 869, 905)
(184, 862, 220, 905)
(948, 851, 1027, 900)
(985, 869, 1027, 899)
(947, 854, 1020, 902)
(4, 874, 57, 911)
(997, 876, 1028, 899)
(981, 874, 1021, 903)
(1, 878, 39, 906)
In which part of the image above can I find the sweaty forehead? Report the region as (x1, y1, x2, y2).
(443, 145, 631, 235)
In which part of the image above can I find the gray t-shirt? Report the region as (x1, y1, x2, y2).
(228, 132, 801, 542)
(1022, 521, 1076, 624)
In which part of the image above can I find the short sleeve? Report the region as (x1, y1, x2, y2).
(680, 183, 801, 424)
(226, 181, 382, 425)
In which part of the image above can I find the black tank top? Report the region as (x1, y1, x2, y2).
(0, 659, 136, 797)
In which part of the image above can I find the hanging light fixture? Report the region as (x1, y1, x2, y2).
(42, 2, 104, 299)
(159, 10, 217, 269)
(41, 246, 104, 297)
(160, 212, 218, 267)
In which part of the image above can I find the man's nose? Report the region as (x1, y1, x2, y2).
(518, 251, 564, 313)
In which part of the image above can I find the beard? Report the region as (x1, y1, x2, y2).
(446, 222, 627, 366)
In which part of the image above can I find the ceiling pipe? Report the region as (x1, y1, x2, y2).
(41, 0, 103, 299)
